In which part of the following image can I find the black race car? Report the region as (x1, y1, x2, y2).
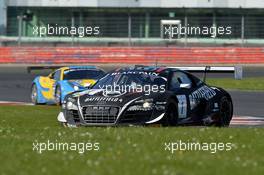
(57, 66, 233, 127)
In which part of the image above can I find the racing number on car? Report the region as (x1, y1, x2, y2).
(176, 95, 187, 118)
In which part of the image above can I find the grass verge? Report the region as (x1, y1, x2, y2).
(0, 105, 263, 175)
(207, 77, 264, 91)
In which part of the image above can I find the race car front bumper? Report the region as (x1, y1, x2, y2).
(58, 107, 166, 127)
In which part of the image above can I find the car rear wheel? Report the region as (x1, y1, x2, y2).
(31, 84, 38, 105)
(218, 96, 233, 127)
(162, 99, 178, 126)
(55, 86, 62, 105)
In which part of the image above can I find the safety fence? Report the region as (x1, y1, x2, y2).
(0, 47, 264, 65)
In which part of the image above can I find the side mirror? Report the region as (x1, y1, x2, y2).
(180, 83, 191, 89)
(48, 73, 54, 79)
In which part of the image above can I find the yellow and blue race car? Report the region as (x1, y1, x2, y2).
(31, 66, 105, 105)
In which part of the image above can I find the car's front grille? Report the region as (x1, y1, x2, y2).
(82, 106, 120, 124)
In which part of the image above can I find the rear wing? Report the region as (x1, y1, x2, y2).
(27, 66, 63, 73)
(168, 66, 243, 81)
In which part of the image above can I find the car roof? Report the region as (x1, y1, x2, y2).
(114, 65, 181, 73)
(58, 66, 100, 72)
(68, 65, 97, 69)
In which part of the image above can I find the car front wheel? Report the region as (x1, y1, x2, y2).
(55, 86, 62, 105)
(162, 99, 178, 126)
(31, 84, 38, 105)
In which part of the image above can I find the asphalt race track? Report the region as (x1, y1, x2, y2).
(0, 66, 263, 118)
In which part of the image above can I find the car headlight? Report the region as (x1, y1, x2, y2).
(66, 101, 78, 110)
(73, 85, 79, 91)
(143, 101, 152, 108)
(135, 98, 153, 104)
(64, 97, 78, 110)
(68, 82, 80, 91)
(128, 98, 154, 111)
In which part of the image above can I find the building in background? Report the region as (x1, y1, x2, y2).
(1, 0, 264, 45)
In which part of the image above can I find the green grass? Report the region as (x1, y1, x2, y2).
(0, 106, 263, 175)
(207, 77, 264, 91)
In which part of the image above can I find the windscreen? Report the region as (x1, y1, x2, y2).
(92, 71, 167, 91)
(63, 69, 104, 80)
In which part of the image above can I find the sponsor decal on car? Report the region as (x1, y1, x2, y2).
(111, 71, 158, 76)
(84, 97, 123, 103)
(191, 85, 216, 101)
(176, 95, 187, 118)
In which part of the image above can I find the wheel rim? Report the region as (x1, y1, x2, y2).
(31, 85, 37, 103)
(220, 99, 232, 126)
(55, 88, 61, 104)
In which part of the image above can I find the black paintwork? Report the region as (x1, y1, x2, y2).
(61, 67, 233, 126)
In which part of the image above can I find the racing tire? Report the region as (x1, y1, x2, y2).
(55, 85, 62, 105)
(31, 84, 39, 105)
(217, 96, 233, 127)
(162, 99, 178, 126)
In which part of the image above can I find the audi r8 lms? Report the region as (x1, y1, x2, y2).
(31, 66, 105, 104)
(57, 66, 233, 127)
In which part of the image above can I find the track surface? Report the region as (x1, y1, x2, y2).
(0, 66, 263, 117)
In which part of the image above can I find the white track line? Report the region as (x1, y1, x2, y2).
(231, 116, 264, 126)
(0, 101, 34, 106)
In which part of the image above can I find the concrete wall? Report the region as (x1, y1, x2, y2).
(6, 0, 264, 8)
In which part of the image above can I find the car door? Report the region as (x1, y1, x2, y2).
(168, 71, 197, 120)
(45, 70, 61, 100)
(187, 74, 216, 121)
(38, 71, 57, 100)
